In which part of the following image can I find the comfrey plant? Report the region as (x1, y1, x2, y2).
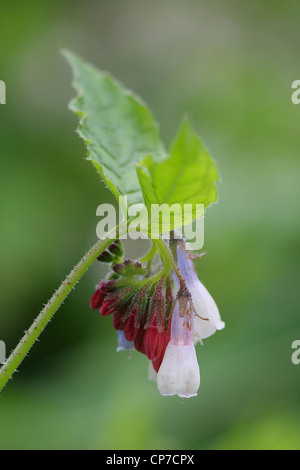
(90, 237, 224, 398)
(0, 51, 224, 398)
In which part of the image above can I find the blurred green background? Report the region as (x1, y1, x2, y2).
(0, 0, 300, 450)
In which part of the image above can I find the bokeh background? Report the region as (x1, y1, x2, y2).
(1, 0, 300, 450)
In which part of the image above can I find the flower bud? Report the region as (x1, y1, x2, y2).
(90, 288, 105, 310)
(134, 326, 146, 354)
(113, 310, 124, 330)
(97, 250, 114, 263)
(90, 281, 109, 310)
(100, 297, 117, 316)
(113, 263, 124, 274)
(124, 311, 139, 342)
(152, 318, 171, 372)
(144, 313, 165, 361)
(108, 239, 124, 257)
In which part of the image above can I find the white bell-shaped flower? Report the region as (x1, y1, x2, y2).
(157, 303, 200, 398)
(191, 281, 225, 342)
(176, 241, 225, 342)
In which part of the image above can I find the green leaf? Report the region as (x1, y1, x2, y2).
(63, 50, 166, 208)
(135, 119, 218, 234)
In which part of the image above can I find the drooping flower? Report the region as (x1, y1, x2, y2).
(157, 302, 200, 398)
(176, 241, 225, 343)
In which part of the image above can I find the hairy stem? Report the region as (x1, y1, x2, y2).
(154, 237, 175, 272)
(155, 237, 187, 290)
(0, 222, 128, 392)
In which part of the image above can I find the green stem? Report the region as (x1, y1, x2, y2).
(154, 237, 186, 289)
(0, 222, 128, 392)
(139, 243, 158, 276)
(154, 237, 175, 272)
(139, 243, 157, 265)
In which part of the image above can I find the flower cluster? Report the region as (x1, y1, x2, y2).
(90, 240, 173, 372)
(90, 238, 224, 398)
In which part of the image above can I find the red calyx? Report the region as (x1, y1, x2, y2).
(90, 280, 117, 311)
(100, 297, 118, 317)
(134, 326, 146, 354)
(90, 288, 105, 310)
(113, 304, 129, 330)
(144, 313, 165, 361)
(124, 310, 139, 342)
(113, 311, 124, 330)
(151, 317, 172, 372)
(89, 280, 110, 310)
